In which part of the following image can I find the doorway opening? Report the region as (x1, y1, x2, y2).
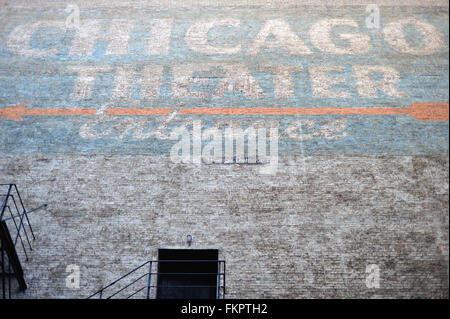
(157, 249, 221, 299)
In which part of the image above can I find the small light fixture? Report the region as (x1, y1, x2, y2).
(186, 234, 193, 246)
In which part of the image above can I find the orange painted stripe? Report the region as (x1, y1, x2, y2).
(1, 102, 448, 121)
(179, 107, 408, 115)
(22, 108, 97, 116)
(106, 108, 172, 115)
(0, 105, 97, 121)
(406, 102, 449, 121)
(178, 102, 449, 121)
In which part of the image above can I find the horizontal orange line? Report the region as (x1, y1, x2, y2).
(103, 103, 448, 121)
(106, 108, 172, 115)
(178, 107, 409, 115)
(23, 108, 97, 116)
(2, 102, 447, 122)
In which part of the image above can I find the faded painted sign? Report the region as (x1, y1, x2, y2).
(0, 6, 448, 155)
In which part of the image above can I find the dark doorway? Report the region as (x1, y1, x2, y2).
(156, 249, 219, 299)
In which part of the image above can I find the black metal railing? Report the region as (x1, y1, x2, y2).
(1, 184, 47, 299)
(88, 260, 226, 299)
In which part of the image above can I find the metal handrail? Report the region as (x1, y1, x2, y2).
(106, 273, 149, 299)
(88, 260, 226, 299)
(1, 187, 37, 255)
(87, 260, 150, 298)
(0, 185, 12, 220)
(1, 184, 47, 299)
(1, 204, 47, 222)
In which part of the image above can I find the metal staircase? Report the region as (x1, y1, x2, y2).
(1, 184, 47, 299)
(88, 259, 226, 299)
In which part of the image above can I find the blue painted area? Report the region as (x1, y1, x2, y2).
(0, 114, 447, 155)
(0, 7, 448, 155)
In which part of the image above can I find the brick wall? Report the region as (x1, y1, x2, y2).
(0, 0, 448, 299)
(1, 154, 447, 298)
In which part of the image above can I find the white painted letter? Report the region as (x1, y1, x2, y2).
(310, 19, 372, 54)
(353, 65, 407, 98)
(309, 66, 351, 98)
(186, 19, 241, 55)
(68, 66, 111, 99)
(214, 65, 265, 98)
(172, 64, 211, 98)
(261, 66, 304, 98)
(383, 18, 444, 55)
(71, 20, 133, 55)
(148, 19, 173, 55)
(247, 19, 312, 55)
(111, 65, 163, 100)
(8, 21, 65, 56)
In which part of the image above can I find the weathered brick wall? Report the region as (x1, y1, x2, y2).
(1, 154, 448, 298)
(0, 0, 448, 299)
